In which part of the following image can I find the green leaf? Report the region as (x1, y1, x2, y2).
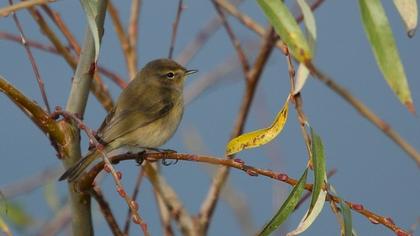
(293, 0, 317, 94)
(393, 0, 418, 37)
(308, 128, 326, 215)
(257, 0, 312, 63)
(339, 198, 353, 236)
(226, 97, 289, 155)
(0, 216, 12, 236)
(286, 128, 327, 235)
(329, 186, 353, 236)
(359, 0, 414, 112)
(0, 201, 33, 230)
(258, 169, 308, 236)
(80, 0, 101, 61)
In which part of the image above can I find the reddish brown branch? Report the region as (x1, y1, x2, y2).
(305, 62, 420, 167)
(9, 0, 51, 113)
(108, 1, 137, 79)
(198, 28, 276, 233)
(91, 187, 123, 236)
(123, 169, 145, 235)
(82, 152, 410, 235)
(211, 0, 250, 76)
(0, 76, 65, 147)
(168, 0, 184, 59)
(0, 32, 127, 89)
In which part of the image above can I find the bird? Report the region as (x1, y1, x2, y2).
(59, 58, 197, 181)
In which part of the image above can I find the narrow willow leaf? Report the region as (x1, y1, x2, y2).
(329, 186, 353, 236)
(359, 0, 414, 112)
(257, 0, 312, 62)
(293, 0, 317, 94)
(0, 201, 32, 229)
(226, 97, 289, 155)
(308, 128, 326, 215)
(0, 216, 12, 236)
(80, 0, 101, 60)
(286, 128, 327, 235)
(258, 169, 308, 236)
(393, 0, 418, 37)
(339, 198, 353, 236)
(286, 190, 327, 236)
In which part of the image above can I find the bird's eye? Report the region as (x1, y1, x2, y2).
(166, 72, 175, 79)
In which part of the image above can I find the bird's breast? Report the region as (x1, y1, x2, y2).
(120, 101, 184, 148)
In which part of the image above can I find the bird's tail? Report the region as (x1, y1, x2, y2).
(59, 150, 99, 182)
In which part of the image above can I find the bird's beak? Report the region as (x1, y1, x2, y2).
(186, 69, 198, 76)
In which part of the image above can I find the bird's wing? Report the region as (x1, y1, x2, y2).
(97, 98, 174, 144)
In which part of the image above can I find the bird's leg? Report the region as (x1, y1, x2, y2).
(134, 150, 146, 166)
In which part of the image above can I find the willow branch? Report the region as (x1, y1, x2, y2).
(0, 76, 65, 146)
(198, 28, 276, 233)
(175, 0, 243, 65)
(108, 1, 137, 79)
(143, 163, 197, 236)
(37, 203, 71, 236)
(28, 8, 115, 111)
(123, 169, 146, 235)
(41, 6, 81, 53)
(10, 0, 51, 113)
(83, 152, 411, 235)
(168, 0, 184, 59)
(211, 0, 250, 75)
(305, 62, 420, 167)
(62, 1, 109, 235)
(0, 166, 61, 198)
(0, 0, 55, 17)
(91, 187, 123, 236)
(0, 32, 127, 89)
(128, 0, 141, 67)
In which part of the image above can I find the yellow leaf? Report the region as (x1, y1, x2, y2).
(226, 96, 290, 155)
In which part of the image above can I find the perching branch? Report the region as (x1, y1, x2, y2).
(81, 152, 411, 236)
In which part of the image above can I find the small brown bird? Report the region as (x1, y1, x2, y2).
(60, 58, 197, 181)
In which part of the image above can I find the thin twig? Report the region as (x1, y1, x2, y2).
(123, 169, 145, 235)
(51, 109, 151, 236)
(0, 76, 65, 146)
(0, 32, 126, 88)
(41, 6, 81, 53)
(128, 0, 141, 71)
(9, 0, 51, 113)
(198, 28, 276, 233)
(143, 163, 197, 235)
(214, 0, 327, 55)
(175, 0, 243, 65)
(184, 55, 240, 105)
(284, 46, 312, 164)
(0, 166, 61, 198)
(305, 62, 420, 167)
(0, 0, 55, 17)
(152, 166, 175, 236)
(37, 203, 71, 236)
(83, 152, 411, 235)
(91, 187, 123, 236)
(168, 0, 184, 59)
(211, 0, 250, 76)
(108, 1, 137, 79)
